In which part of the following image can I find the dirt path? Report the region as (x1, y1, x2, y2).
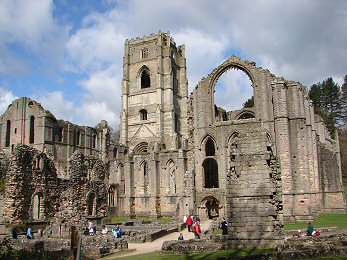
(103, 219, 214, 259)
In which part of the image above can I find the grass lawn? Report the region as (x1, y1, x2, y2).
(105, 248, 276, 260)
(284, 212, 347, 230)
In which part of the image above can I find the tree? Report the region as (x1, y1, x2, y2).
(243, 96, 254, 108)
(340, 75, 347, 125)
(309, 77, 341, 135)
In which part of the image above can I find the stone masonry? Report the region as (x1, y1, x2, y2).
(0, 31, 345, 247)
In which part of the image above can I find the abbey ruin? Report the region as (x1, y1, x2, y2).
(0, 32, 345, 246)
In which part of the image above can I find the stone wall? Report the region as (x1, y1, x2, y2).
(2, 145, 64, 224)
(57, 152, 108, 228)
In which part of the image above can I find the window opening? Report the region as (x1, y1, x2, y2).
(29, 116, 35, 144)
(141, 70, 150, 89)
(140, 109, 148, 121)
(205, 138, 215, 156)
(142, 48, 149, 59)
(203, 158, 219, 188)
(214, 68, 253, 121)
(5, 120, 11, 147)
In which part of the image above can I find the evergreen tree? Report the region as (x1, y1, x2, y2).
(340, 75, 347, 125)
(309, 77, 341, 135)
(243, 96, 254, 108)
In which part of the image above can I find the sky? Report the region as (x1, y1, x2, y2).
(1, 0, 347, 129)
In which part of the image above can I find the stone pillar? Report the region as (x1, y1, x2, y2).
(150, 151, 159, 217)
(272, 80, 294, 222)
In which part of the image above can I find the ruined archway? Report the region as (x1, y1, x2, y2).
(199, 196, 220, 220)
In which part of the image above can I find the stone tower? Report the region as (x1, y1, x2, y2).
(120, 32, 188, 151)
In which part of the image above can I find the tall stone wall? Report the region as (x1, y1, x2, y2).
(2, 145, 65, 224)
(57, 153, 108, 228)
(225, 129, 283, 247)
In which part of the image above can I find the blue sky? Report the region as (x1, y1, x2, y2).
(1, 0, 347, 129)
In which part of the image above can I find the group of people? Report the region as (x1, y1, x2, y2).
(11, 226, 33, 239)
(184, 215, 202, 239)
(181, 215, 228, 240)
(87, 220, 123, 238)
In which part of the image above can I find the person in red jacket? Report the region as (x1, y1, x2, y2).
(194, 220, 201, 239)
(186, 215, 193, 232)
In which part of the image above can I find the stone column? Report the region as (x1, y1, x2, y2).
(272, 80, 294, 222)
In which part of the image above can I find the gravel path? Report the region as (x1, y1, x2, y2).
(104, 219, 214, 259)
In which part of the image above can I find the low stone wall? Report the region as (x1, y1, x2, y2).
(162, 232, 347, 259)
(82, 234, 128, 258)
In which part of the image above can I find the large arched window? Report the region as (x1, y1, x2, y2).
(141, 70, 150, 89)
(203, 158, 219, 188)
(140, 109, 148, 121)
(214, 68, 254, 122)
(29, 116, 35, 144)
(5, 120, 11, 147)
(205, 138, 215, 156)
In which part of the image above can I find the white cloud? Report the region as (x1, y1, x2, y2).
(0, 0, 69, 74)
(0, 87, 18, 115)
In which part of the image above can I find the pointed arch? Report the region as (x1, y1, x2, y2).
(138, 65, 151, 89)
(199, 133, 217, 151)
(166, 159, 176, 194)
(108, 185, 118, 207)
(86, 191, 97, 216)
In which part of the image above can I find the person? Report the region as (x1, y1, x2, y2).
(12, 227, 18, 239)
(306, 222, 314, 236)
(194, 220, 201, 239)
(183, 215, 187, 224)
(101, 225, 108, 235)
(178, 232, 184, 240)
(220, 217, 228, 235)
(186, 215, 193, 232)
(88, 220, 94, 236)
(112, 225, 123, 238)
(26, 226, 33, 239)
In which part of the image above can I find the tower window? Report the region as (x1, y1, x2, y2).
(205, 138, 215, 156)
(142, 48, 149, 59)
(92, 134, 97, 148)
(141, 70, 150, 89)
(140, 109, 148, 121)
(203, 158, 219, 188)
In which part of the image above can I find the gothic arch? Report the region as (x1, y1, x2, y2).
(108, 185, 118, 207)
(165, 159, 177, 194)
(86, 190, 97, 216)
(198, 133, 217, 151)
(137, 65, 151, 89)
(199, 195, 221, 219)
(133, 142, 149, 155)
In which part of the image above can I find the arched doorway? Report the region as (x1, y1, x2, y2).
(199, 196, 220, 219)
